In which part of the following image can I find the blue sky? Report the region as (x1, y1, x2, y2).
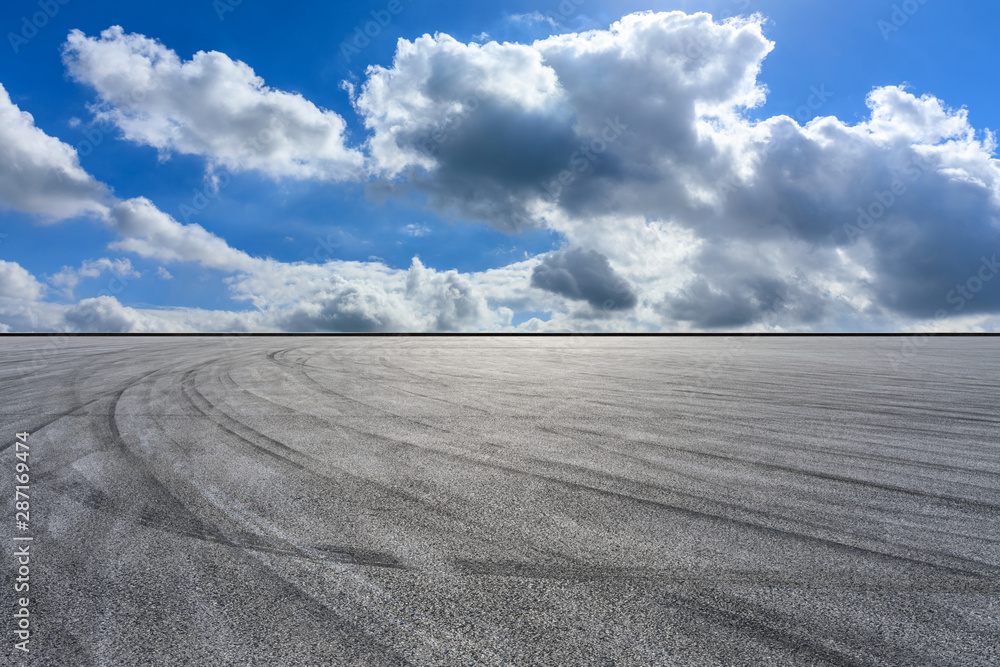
(1, 0, 999, 332)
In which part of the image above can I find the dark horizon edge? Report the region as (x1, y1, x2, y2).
(0, 332, 997, 338)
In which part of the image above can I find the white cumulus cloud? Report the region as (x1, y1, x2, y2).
(49, 258, 140, 298)
(0, 83, 109, 221)
(63, 26, 366, 182)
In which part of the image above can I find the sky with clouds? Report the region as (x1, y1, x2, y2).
(1, 0, 999, 332)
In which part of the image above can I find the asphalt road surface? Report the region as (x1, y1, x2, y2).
(1, 335, 998, 665)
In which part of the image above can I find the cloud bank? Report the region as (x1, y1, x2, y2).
(1, 11, 999, 332)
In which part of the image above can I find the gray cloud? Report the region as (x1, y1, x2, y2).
(358, 13, 1000, 327)
(531, 248, 637, 311)
(664, 271, 827, 329)
(64, 296, 152, 333)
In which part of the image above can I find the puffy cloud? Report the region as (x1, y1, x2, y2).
(663, 271, 828, 329)
(509, 12, 559, 29)
(356, 32, 574, 230)
(63, 26, 365, 181)
(107, 197, 261, 273)
(49, 258, 140, 298)
(0, 83, 109, 221)
(0, 260, 46, 302)
(61, 297, 263, 333)
(0, 261, 72, 332)
(0, 253, 516, 332)
(531, 247, 637, 311)
(229, 257, 508, 332)
(357, 11, 1000, 327)
(405, 257, 499, 330)
(63, 295, 154, 333)
(710, 88, 1000, 320)
(402, 223, 431, 237)
(356, 12, 772, 231)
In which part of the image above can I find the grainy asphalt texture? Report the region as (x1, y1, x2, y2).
(1, 336, 998, 665)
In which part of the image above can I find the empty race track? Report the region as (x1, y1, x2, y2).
(1, 336, 998, 665)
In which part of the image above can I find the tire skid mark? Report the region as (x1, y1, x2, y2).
(218, 362, 596, 568)
(519, 426, 1000, 577)
(236, 350, 999, 578)
(541, 446, 1000, 570)
(352, 359, 1000, 477)
(179, 362, 310, 471)
(274, 405, 997, 578)
(2, 367, 167, 455)
(317, 408, 999, 578)
(447, 450, 997, 578)
(29, 359, 306, 589)
(43, 469, 316, 559)
(262, 343, 1000, 575)
(730, 413, 1000, 463)
(673, 387, 1000, 441)
(264, 344, 500, 428)
(267, 349, 406, 416)
(270, 346, 490, 417)
(547, 431, 1000, 550)
(657, 588, 902, 667)
(794, 397, 1000, 425)
(586, 405, 1000, 469)
(554, 422, 1000, 510)
(103, 358, 463, 663)
(189, 478, 513, 666)
(187, 358, 484, 527)
(634, 434, 1000, 512)
(102, 371, 261, 553)
(450, 557, 997, 593)
(586, 417, 1000, 483)
(109, 428, 412, 662)
(215, 360, 608, 570)
(390, 384, 493, 416)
